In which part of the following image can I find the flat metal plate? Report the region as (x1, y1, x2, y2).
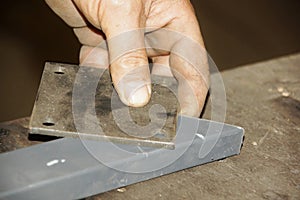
(29, 62, 178, 149)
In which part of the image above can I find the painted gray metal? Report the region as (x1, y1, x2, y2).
(0, 117, 244, 200)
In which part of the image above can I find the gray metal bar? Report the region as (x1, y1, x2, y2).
(0, 117, 244, 200)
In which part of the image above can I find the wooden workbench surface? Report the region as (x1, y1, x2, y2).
(1, 53, 299, 199)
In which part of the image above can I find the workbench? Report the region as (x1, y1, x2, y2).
(1, 53, 299, 199)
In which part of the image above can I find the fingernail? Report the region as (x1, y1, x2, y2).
(147, 84, 152, 95)
(129, 86, 150, 106)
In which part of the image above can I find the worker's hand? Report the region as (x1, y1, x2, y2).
(45, 0, 209, 117)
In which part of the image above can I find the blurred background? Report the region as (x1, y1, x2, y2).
(0, 0, 299, 122)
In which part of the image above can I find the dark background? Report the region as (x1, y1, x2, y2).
(0, 0, 299, 122)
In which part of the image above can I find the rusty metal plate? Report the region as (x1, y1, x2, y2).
(29, 62, 178, 149)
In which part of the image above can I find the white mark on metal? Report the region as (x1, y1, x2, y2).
(46, 159, 59, 166)
(137, 146, 149, 158)
(196, 133, 205, 140)
(120, 178, 128, 184)
(46, 159, 66, 166)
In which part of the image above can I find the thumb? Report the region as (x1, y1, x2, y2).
(74, 0, 151, 107)
(108, 29, 151, 107)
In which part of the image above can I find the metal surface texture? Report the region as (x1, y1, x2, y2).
(29, 62, 178, 149)
(0, 117, 244, 200)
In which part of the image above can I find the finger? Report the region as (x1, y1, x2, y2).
(167, 1, 209, 117)
(170, 53, 208, 117)
(73, 0, 151, 107)
(151, 55, 173, 77)
(151, 52, 208, 117)
(144, 29, 175, 57)
(45, 0, 87, 27)
(109, 31, 151, 107)
(166, 0, 205, 46)
(102, 1, 151, 107)
(79, 45, 109, 69)
(74, 26, 106, 47)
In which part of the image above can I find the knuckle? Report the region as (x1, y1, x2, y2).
(117, 51, 148, 69)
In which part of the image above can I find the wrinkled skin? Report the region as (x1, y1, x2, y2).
(45, 0, 209, 117)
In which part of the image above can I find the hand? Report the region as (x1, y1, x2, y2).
(45, 0, 209, 117)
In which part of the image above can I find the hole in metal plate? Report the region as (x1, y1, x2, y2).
(54, 71, 65, 75)
(54, 66, 65, 75)
(42, 121, 55, 127)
